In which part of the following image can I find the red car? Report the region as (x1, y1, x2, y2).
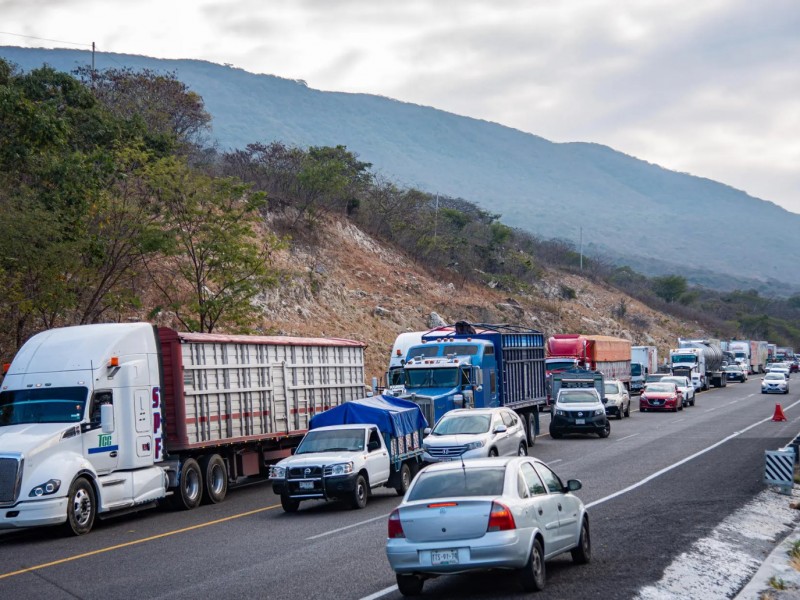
(640, 382, 683, 412)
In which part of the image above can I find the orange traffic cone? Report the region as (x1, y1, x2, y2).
(772, 403, 787, 422)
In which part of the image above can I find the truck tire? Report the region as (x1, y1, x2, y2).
(200, 454, 228, 504)
(349, 474, 368, 509)
(62, 477, 96, 536)
(395, 464, 412, 496)
(170, 458, 203, 510)
(281, 494, 300, 513)
(526, 412, 537, 447)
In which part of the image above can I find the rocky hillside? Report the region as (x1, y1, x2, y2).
(250, 215, 705, 382)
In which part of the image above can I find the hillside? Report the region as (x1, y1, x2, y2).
(3, 46, 799, 295)
(241, 214, 702, 380)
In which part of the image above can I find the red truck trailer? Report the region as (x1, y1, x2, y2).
(546, 334, 632, 389)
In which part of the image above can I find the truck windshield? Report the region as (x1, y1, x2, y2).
(405, 368, 459, 389)
(296, 429, 365, 454)
(631, 364, 642, 376)
(388, 367, 405, 387)
(671, 355, 696, 364)
(545, 360, 577, 371)
(0, 387, 88, 426)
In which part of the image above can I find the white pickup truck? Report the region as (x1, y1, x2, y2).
(269, 396, 427, 512)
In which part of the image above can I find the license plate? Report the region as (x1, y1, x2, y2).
(431, 549, 459, 566)
(299, 481, 314, 490)
(575, 418, 585, 425)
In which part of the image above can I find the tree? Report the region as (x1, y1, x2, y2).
(143, 158, 284, 332)
(652, 275, 688, 303)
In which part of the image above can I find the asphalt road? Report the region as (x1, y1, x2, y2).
(1, 377, 798, 599)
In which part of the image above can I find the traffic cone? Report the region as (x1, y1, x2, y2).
(772, 403, 787, 422)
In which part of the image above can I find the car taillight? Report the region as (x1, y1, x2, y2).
(388, 509, 405, 539)
(487, 501, 516, 532)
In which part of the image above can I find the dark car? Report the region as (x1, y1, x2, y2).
(640, 382, 683, 413)
(645, 373, 668, 384)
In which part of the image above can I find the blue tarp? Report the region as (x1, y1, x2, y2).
(309, 395, 428, 437)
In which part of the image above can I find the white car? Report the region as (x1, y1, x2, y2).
(603, 379, 630, 419)
(767, 365, 791, 380)
(386, 456, 590, 595)
(660, 376, 696, 407)
(762, 373, 789, 394)
(422, 408, 528, 462)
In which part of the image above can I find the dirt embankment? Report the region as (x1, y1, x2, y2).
(253, 216, 705, 382)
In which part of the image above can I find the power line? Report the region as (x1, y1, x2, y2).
(0, 31, 92, 48)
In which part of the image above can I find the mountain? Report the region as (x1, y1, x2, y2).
(3, 46, 798, 293)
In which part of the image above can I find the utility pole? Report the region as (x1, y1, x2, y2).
(91, 41, 96, 87)
(433, 193, 439, 242)
(579, 226, 583, 270)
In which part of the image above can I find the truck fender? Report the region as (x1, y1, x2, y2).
(25, 453, 98, 503)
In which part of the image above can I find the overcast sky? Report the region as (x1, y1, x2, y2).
(3, 0, 799, 214)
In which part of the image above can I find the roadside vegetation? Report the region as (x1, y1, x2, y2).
(0, 58, 797, 360)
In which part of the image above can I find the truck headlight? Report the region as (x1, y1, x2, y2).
(29, 479, 61, 497)
(594, 409, 604, 416)
(327, 462, 354, 476)
(269, 465, 286, 479)
(465, 440, 485, 450)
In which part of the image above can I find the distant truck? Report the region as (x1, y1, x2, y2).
(630, 346, 658, 394)
(545, 334, 632, 390)
(401, 321, 546, 446)
(385, 331, 426, 395)
(671, 339, 727, 390)
(777, 347, 795, 361)
(269, 395, 427, 512)
(0, 323, 366, 535)
(767, 344, 778, 363)
(729, 340, 768, 374)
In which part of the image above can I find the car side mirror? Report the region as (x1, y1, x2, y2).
(493, 424, 507, 434)
(424, 427, 432, 436)
(566, 479, 582, 492)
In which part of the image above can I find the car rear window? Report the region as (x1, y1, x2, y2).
(407, 467, 506, 501)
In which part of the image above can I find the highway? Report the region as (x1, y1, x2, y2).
(1, 378, 798, 599)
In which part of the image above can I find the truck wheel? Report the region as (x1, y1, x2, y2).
(62, 477, 95, 536)
(200, 454, 228, 504)
(349, 474, 368, 509)
(281, 494, 300, 513)
(526, 412, 537, 447)
(170, 458, 202, 510)
(395, 464, 412, 496)
(396, 574, 424, 596)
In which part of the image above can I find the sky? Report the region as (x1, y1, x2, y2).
(2, 0, 799, 214)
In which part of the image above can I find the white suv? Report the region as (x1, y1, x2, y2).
(422, 408, 528, 462)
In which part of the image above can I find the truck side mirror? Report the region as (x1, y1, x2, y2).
(453, 394, 465, 408)
(100, 403, 115, 434)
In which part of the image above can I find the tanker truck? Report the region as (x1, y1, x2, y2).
(670, 339, 727, 391)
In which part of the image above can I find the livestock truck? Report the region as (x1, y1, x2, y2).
(546, 334, 632, 391)
(401, 321, 546, 446)
(0, 323, 366, 535)
(671, 339, 726, 390)
(630, 346, 658, 394)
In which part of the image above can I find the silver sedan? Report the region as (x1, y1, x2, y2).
(385, 456, 590, 595)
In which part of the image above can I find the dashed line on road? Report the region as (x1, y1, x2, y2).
(616, 433, 640, 442)
(306, 513, 390, 540)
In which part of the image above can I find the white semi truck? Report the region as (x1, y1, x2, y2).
(0, 323, 366, 535)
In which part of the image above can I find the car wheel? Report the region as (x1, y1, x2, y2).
(549, 426, 562, 439)
(518, 442, 528, 457)
(624, 402, 630, 418)
(488, 448, 499, 457)
(281, 494, 300, 513)
(617, 406, 623, 420)
(395, 463, 412, 496)
(62, 477, 96, 536)
(690, 396, 695, 406)
(571, 517, 591, 564)
(762, 391, 766, 394)
(598, 421, 610, 438)
(518, 538, 546, 592)
(349, 474, 368, 509)
(396, 574, 424, 597)
(641, 407, 647, 413)
(526, 412, 537, 447)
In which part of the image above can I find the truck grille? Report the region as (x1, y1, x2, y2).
(0, 455, 23, 505)
(288, 466, 322, 479)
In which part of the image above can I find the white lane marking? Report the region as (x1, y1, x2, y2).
(586, 398, 800, 509)
(705, 407, 718, 412)
(616, 433, 640, 442)
(360, 585, 399, 600)
(673, 419, 686, 423)
(547, 459, 563, 464)
(306, 513, 390, 540)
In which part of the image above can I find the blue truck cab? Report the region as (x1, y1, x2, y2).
(400, 321, 546, 446)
